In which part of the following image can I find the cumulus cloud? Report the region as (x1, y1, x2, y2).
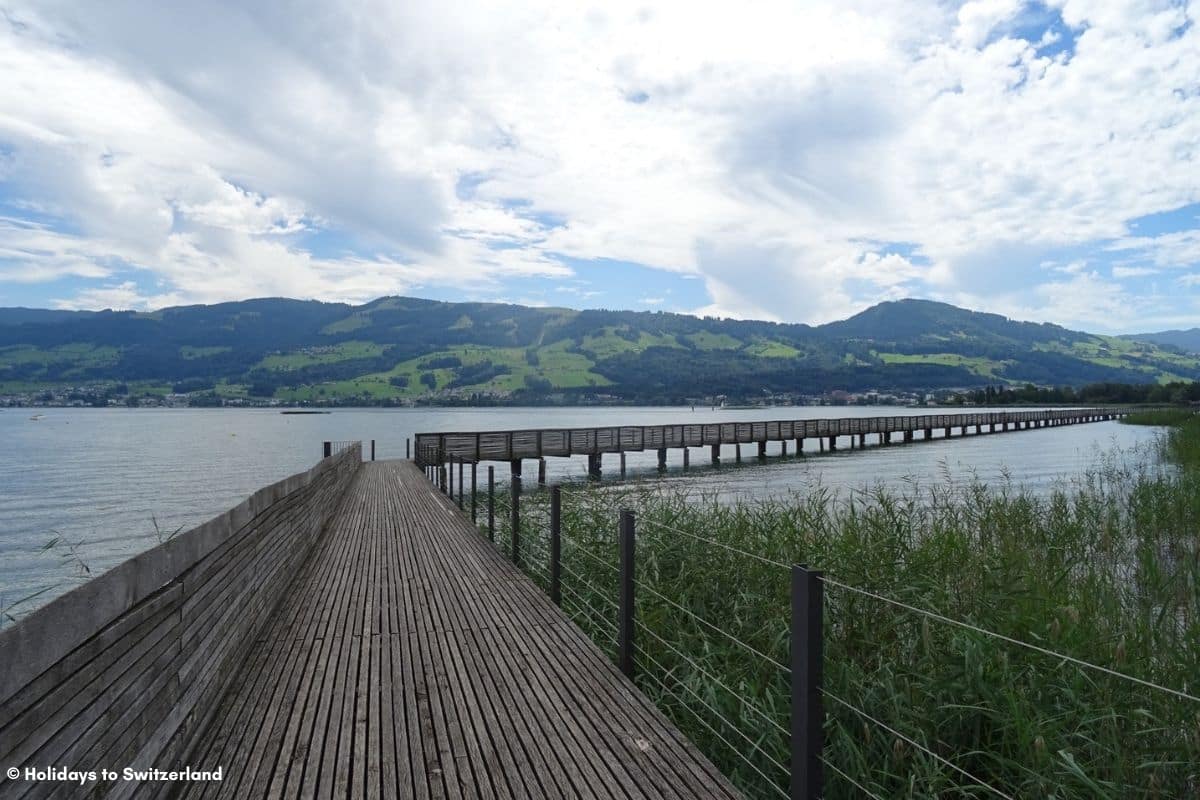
(0, 0, 1196, 329)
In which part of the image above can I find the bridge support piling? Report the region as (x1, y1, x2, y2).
(758, 441, 767, 461)
(944, 428, 950, 439)
(819, 438, 825, 452)
(682, 449, 690, 470)
(736, 444, 742, 463)
(904, 430, 913, 443)
(538, 458, 547, 487)
(859, 434, 865, 447)
(620, 452, 627, 478)
(711, 444, 720, 465)
(657, 447, 667, 471)
(510, 459, 523, 482)
(587, 453, 602, 480)
(796, 437, 804, 455)
(781, 440, 788, 457)
(828, 436, 837, 451)
(924, 428, 932, 441)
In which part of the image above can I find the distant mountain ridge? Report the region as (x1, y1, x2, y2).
(1123, 328, 1200, 355)
(0, 296, 1196, 404)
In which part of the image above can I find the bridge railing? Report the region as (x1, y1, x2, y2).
(432, 461, 1188, 799)
(0, 445, 363, 797)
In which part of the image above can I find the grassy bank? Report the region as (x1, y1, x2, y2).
(481, 426, 1200, 798)
(1121, 408, 1197, 426)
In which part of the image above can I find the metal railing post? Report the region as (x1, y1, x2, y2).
(406, 438, 410, 459)
(449, 456, 455, 497)
(487, 466, 495, 541)
(618, 509, 636, 679)
(371, 439, 376, 461)
(791, 565, 824, 800)
(510, 475, 521, 565)
(323, 441, 332, 458)
(550, 486, 562, 606)
(471, 462, 478, 523)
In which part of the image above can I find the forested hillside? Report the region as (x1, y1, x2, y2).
(2, 297, 1197, 405)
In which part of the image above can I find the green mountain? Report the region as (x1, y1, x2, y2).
(1, 297, 1197, 404)
(1123, 328, 1200, 355)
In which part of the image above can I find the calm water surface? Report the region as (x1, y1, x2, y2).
(0, 406, 1161, 619)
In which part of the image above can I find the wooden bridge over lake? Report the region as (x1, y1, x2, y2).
(415, 407, 1127, 480)
(0, 448, 739, 799)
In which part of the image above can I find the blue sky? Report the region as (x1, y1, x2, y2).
(0, 0, 1198, 333)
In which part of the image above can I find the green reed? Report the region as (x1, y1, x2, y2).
(477, 428, 1200, 799)
(1121, 408, 1197, 427)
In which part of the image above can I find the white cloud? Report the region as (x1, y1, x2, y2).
(954, 0, 1025, 49)
(1111, 265, 1159, 279)
(1109, 230, 1200, 270)
(0, 0, 1195, 329)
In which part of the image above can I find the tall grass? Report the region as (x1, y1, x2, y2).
(480, 430, 1200, 799)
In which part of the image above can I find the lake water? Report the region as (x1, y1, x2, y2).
(0, 406, 1162, 621)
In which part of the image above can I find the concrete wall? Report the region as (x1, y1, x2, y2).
(0, 444, 363, 799)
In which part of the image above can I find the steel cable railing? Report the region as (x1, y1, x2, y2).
(447, 471, 1194, 798)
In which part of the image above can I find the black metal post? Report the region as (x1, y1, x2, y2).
(406, 438, 410, 459)
(471, 462, 478, 524)
(458, 459, 464, 510)
(323, 441, 332, 458)
(371, 439, 376, 461)
(449, 456, 454, 498)
(791, 565, 824, 800)
(510, 475, 521, 565)
(550, 486, 562, 606)
(618, 509, 636, 679)
(487, 466, 495, 542)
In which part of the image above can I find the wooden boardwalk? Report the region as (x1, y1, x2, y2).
(178, 460, 740, 799)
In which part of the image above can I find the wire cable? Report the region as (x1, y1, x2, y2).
(819, 755, 887, 800)
(563, 540, 618, 574)
(638, 516, 791, 572)
(560, 584, 619, 646)
(821, 688, 1014, 800)
(635, 619, 788, 737)
(821, 576, 1200, 704)
(634, 658, 789, 800)
(635, 645, 790, 777)
(558, 562, 619, 610)
(633, 578, 790, 674)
